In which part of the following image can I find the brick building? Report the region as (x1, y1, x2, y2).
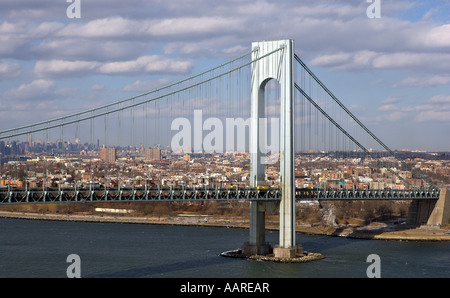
(100, 146, 116, 163)
(145, 147, 161, 161)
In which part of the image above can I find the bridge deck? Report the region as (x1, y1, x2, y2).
(0, 187, 440, 205)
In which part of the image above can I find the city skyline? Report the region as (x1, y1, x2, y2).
(0, 1, 449, 151)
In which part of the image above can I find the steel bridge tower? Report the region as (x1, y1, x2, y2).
(243, 39, 300, 258)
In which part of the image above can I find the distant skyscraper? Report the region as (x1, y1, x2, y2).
(145, 147, 161, 161)
(100, 146, 116, 162)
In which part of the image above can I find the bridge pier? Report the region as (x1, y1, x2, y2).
(407, 188, 450, 227)
(242, 201, 277, 256)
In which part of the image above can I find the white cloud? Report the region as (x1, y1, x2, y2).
(427, 95, 450, 104)
(34, 60, 100, 77)
(382, 97, 400, 104)
(4, 79, 55, 101)
(32, 38, 148, 61)
(378, 104, 397, 111)
(123, 78, 171, 92)
(58, 17, 140, 38)
(422, 23, 450, 49)
(373, 52, 450, 72)
(56, 15, 243, 39)
(2, 1, 450, 70)
(0, 60, 21, 79)
(147, 16, 243, 37)
(98, 55, 193, 75)
(0, 21, 28, 56)
(91, 84, 105, 91)
(34, 56, 193, 77)
(375, 93, 450, 123)
(415, 110, 450, 122)
(308, 52, 352, 68)
(375, 111, 408, 122)
(31, 21, 65, 38)
(0, 21, 22, 34)
(394, 75, 450, 88)
(311, 51, 450, 73)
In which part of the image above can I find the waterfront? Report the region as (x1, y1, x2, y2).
(0, 217, 448, 278)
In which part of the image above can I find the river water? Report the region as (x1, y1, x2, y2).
(0, 217, 448, 278)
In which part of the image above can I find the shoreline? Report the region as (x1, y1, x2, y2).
(0, 210, 449, 241)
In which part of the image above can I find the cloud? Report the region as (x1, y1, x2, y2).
(32, 38, 148, 62)
(427, 95, 450, 104)
(58, 17, 139, 38)
(0, 18, 151, 61)
(3, 79, 56, 101)
(422, 23, 450, 49)
(34, 60, 99, 77)
(376, 94, 450, 123)
(0, 21, 29, 56)
(34, 56, 193, 77)
(382, 97, 400, 104)
(373, 52, 450, 72)
(56, 15, 243, 40)
(311, 51, 450, 73)
(123, 78, 171, 92)
(379, 111, 408, 122)
(91, 84, 105, 91)
(0, 60, 22, 79)
(2, 1, 450, 67)
(378, 104, 397, 111)
(98, 55, 193, 75)
(394, 75, 450, 88)
(415, 110, 450, 122)
(32, 21, 65, 38)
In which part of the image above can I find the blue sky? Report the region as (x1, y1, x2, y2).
(0, 0, 449, 151)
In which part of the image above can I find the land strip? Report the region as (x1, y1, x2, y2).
(1, 210, 448, 241)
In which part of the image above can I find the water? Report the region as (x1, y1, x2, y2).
(0, 217, 448, 278)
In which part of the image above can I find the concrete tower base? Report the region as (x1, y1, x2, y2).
(407, 188, 450, 227)
(274, 245, 304, 259)
(426, 188, 450, 226)
(241, 242, 273, 256)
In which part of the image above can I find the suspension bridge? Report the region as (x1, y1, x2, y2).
(0, 40, 448, 259)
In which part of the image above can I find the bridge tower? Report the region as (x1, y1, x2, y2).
(243, 39, 299, 258)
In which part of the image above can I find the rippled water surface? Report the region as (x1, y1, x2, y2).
(0, 218, 448, 278)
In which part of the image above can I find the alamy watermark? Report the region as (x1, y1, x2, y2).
(171, 110, 280, 164)
(66, 0, 81, 19)
(366, 254, 381, 278)
(66, 254, 81, 278)
(64, 252, 380, 277)
(366, 0, 381, 18)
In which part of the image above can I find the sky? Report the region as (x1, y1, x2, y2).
(0, 0, 449, 151)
